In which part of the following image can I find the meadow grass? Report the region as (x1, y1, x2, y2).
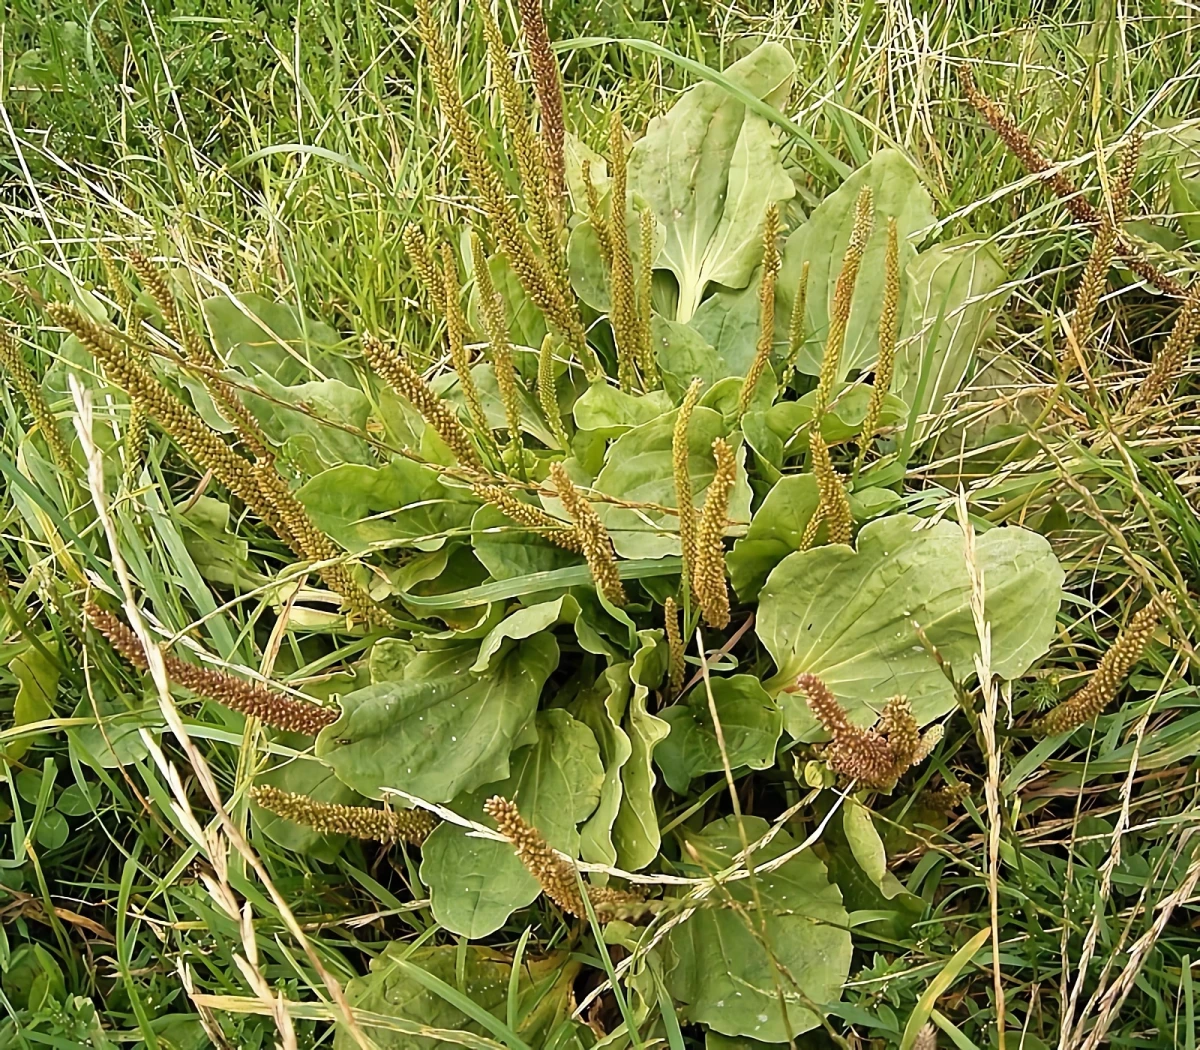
(1, 1, 1200, 1047)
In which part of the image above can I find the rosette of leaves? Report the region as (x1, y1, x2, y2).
(36, 4, 1074, 1043)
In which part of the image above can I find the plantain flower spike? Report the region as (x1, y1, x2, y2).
(549, 462, 625, 606)
(472, 237, 525, 473)
(692, 437, 736, 629)
(0, 325, 73, 472)
(362, 331, 484, 473)
(251, 786, 436, 845)
(1062, 134, 1139, 371)
(607, 113, 641, 393)
(1126, 283, 1200, 411)
(738, 203, 782, 417)
(537, 335, 570, 449)
(855, 217, 900, 472)
(636, 207, 659, 389)
(403, 225, 446, 314)
(673, 378, 704, 594)
(1035, 599, 1169, 735)
(781, 260, 810, 390)
(443, 243, 498, 459)
(471, 480, 582, 553)
(484, 795, 645, 920)
(583, 159, 612, 267)
(813, 186, 873, 422)
(87, 603, 339, 735)
(804, 428, 853, 548)
(515, 0, 567, 208)
(664, 596, 685, 696)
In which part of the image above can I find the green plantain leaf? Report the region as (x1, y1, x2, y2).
(315, 634, 558, 801)
(572, 383, 673, 438)
(763, 385, 908, 454)
(202, 293, 351, 384)
(470, 504, 584, 582)
(653, 314, 736, 402)
(780, 150, 933, 379)
(335, 943, 579, 1049)
(727, 474, 819, 602)
(895, 235, 1009, 440)
(420, 709, 603, 938)
(592, 407, 752, 559)
(297, 459, 477, 553)
(573, 663, 636, 867)
(693, 150, 934, 381)
(756, 514, 1063, 739)
(664, 815, 852, 1041)
(239, 373, 374, 474)
(655, 675, 782, 793)
(611, 631, 670, 869)
(628, 42, 796, 322)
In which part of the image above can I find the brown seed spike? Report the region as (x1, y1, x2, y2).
(515, 0, 567, 207)
(1036, 599, 1169, 736)
(251, 786, 435, 845)
(85, 603, 339, 736)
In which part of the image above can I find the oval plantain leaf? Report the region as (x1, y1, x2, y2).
(315, 634, 559, 801)
(655, 674, 782, 793)
(665, 815, 852, 1041)
(297, 459, 478, 553)
(628, 42, 797, 322)
(592, 407, 752, 559)
(756, 514, 1063, 739)
(894, 234, 1009, 441)
(420, 709, 603, 938)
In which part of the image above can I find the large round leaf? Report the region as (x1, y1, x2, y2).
(665, 815, 851, 1041)
(315, 634, 558, 801)
(756, 514, 1063, 739)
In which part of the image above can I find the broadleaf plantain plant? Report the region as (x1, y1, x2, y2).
(24, 2, 1081, 1046)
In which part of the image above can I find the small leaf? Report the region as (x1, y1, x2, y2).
(727, 474, 818, 601)
(655, 675, 782, 793)
(665, 815, 852, 1040)
(315, 635, 559, 802)
(756, 514, 1063, 738)
(35, 810, 69, 851)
